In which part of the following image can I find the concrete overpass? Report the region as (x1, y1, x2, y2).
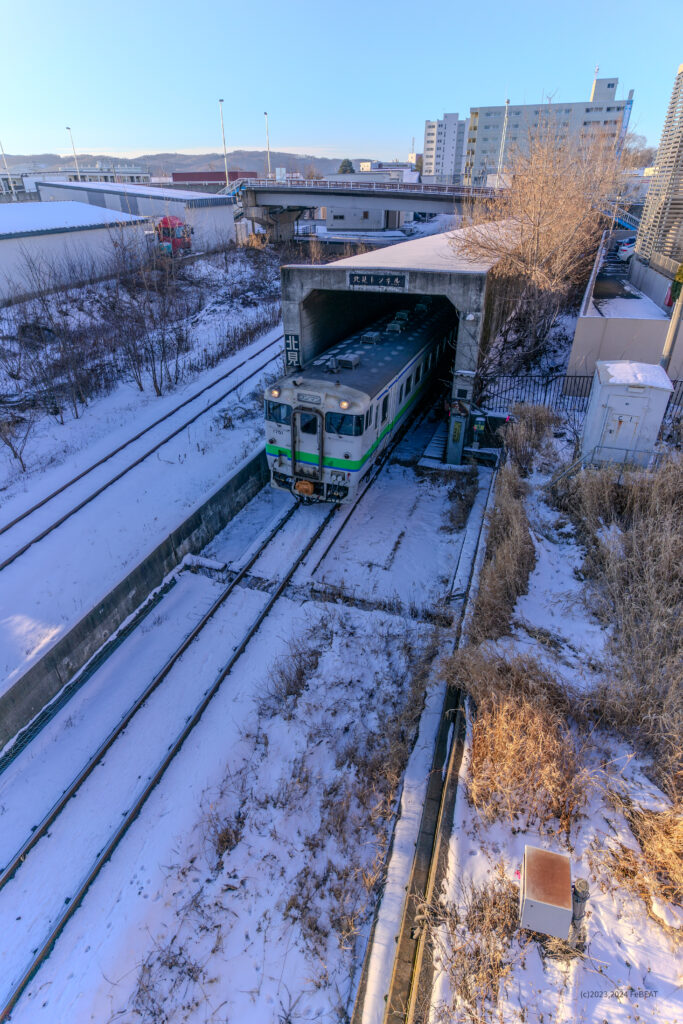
(232, 178, 498, 239)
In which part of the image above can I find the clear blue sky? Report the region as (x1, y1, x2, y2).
(3, 0, 680, 160)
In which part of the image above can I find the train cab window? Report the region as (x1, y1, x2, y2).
(415, 364, 422, 384)
(365, 408, 372, 430)
(299, 411, 319, 435)
(381, 394, 389, 423)
(325, 412, 363, 436)
(265, 400, 292, 425)
(405, 375, 412, 396)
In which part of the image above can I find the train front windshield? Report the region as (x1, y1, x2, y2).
(265, 400, 292, 425)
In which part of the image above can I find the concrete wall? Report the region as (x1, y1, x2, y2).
(0, 449, 269, 751)
(630, 258, 673, 312)
(567, 315, 683, 379)
(326, 206, 386, 230)
(0, 222, 148, 302)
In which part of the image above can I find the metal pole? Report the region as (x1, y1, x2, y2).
(65, 127, 81, 181)
(0, 139, 18, 201)
(218, 99, 229, 190)
(264, 111, 271, 178)
(661, 286, 683, 372)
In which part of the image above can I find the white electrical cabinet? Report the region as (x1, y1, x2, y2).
(581, 361, 673, 467)
(519, 845, 572, 939)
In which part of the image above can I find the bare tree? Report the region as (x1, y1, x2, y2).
(455, 121, 621, 368)
(0, 407, 36, 472)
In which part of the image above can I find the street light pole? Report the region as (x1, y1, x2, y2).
(0, 139, 18, 201)
(264, 111, 271, 178)
(218, 99, 229, 190)
(65, 127, 81, 181)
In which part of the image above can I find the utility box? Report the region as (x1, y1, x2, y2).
(519, 845, 572, 939)
(581, 361, 673, 467)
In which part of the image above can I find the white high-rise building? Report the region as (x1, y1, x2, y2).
(464, 76, 633, 185)
(422, 113, 469, 184)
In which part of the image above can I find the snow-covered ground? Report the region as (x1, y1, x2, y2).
(430, 454, 681, 1024)
(3, 414, 487, 1023)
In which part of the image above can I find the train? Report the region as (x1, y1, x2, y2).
(264, 302, 455, 502)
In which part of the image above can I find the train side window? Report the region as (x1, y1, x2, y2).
(399, 384, 404, 404)
(415, 363, 422, 384)
(405, 375, 412, 396)
(265, 400, 292, 425)
(381, 394, 389, 422)
(365, 408, 372, 430)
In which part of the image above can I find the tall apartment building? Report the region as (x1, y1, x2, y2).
(422, 113, 469, 184)
(464, 76, 633, 185)
(636, 64, 683, 270)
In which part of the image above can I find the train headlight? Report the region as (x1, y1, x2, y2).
(270, 387, 281, 398)
(339, 399, 350, 410)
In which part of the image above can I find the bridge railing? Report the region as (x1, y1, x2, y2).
(227, 177, 499, 199)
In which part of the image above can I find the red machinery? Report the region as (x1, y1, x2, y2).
(156, 215, 192, 256)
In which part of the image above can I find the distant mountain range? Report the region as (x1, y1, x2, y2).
(4, 151, 371, 176)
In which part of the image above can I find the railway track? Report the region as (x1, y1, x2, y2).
(351, 467, 497, 1024)
(0, 391, 435, 1020)
(0, 333, 284, 573)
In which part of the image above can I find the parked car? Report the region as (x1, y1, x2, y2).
(617, 237, 636, 262)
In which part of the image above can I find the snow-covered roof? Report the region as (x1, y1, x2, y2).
(321, 227, 498, 274)
(34, 178, 233, 205)
(596, 361, 673, 390)
(0, 201, 149, 240)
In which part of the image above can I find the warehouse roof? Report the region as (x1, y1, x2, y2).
(0, 201, 149, 240)
(34, 178, 235, 207)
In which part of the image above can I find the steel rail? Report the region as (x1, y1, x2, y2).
(0, 499, 299, 894)
(0, 334, 284, 539)
(0, 391, 431, 1021)
(0, 350, 282, 574)
(0, 499, 337, 1023)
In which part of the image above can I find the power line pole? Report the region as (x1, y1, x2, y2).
(219, 99, 229, 190)
(661, 264, 683, 372)
(264, 111, 271, 178)
(65, 127, 81, 181)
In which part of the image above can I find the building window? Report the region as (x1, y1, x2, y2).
(362, 211, 369, 220)
(333, 214, 344, 220)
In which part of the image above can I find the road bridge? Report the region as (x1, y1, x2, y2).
(231, 178, 498, 239)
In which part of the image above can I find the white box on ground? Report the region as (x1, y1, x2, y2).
(581, 360, 673, 466)
(520, 845, 572, 939)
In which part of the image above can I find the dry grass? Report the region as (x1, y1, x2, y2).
(559, 455, 683, 795)
(443, 649, 588, 835)
(469, 464, 536, 643)
(260, 637, 322, 719)
(503, 403, 560, 476)
(425, 864, 525, 1024)
(598, 788, 683, 938)
(441, 465, 479, 533)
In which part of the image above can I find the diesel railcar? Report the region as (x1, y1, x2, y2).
(264, 304, 455, 502)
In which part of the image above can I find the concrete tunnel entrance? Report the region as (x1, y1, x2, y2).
(297, 288, 459, 370)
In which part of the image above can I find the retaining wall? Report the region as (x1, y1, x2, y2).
(0, 449, 269, 750)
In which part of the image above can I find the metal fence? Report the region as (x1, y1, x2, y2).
(477, 373, 683, 427)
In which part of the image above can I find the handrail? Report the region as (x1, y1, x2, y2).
(229, 177, 499, 199)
